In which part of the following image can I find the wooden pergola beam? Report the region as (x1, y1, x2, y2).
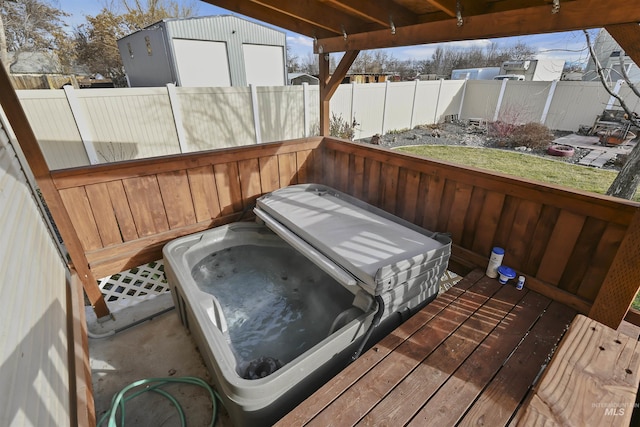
(250, 0, 373, 35)
(319, 50, 360, 136)
(604, 23, 640, 71)
(315, 0, 640, 53)
(203, 0, 337, 39)
(320, 0, 417, 27)
(426, 0, 456, 18)
(0, 65, 110, 318)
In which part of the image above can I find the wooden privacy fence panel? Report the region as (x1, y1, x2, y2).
(320, 138, 639, 314)
(51, 138, 322, 279)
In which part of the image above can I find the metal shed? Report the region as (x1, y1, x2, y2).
(117, 15, 287, 87)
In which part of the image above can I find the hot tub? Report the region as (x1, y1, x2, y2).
(163, 184, 451, 426)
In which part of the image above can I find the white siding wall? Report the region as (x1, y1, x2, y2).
(0, 119, 70, 426)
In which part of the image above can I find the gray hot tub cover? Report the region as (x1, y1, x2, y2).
(254, 184, 451, 296)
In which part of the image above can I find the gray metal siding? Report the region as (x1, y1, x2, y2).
(0, 119, 70, 426)
(118, 25, 175, 87)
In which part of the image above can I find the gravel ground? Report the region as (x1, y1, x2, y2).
(355, 121, 615, 170)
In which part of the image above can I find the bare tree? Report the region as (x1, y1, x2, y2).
(584, 30, 639, 200)
(0, 0, 68, 71)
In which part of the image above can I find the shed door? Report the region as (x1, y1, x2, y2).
(173, 39, 231, 87)
(243, 44, 285, 86)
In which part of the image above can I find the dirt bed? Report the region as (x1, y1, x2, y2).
(356, 122, 620, 171)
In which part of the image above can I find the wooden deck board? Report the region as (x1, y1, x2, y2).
(517, 314, 640, 426)
(406, 290, 552, 426)
(462, 299, 577, 426)
(276, 269, 580, 427)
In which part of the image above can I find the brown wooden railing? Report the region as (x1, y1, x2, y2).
(49, 136, 640, 327)
(319, 138, 640, 321)
(51, 137, 323, 279)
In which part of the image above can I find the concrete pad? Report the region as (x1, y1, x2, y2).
(90, 310, 233, 427)
(554, 133, 634, 154)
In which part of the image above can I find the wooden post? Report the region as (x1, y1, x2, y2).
(68, 269, 96, 427)
(319, 53, 331, 137)
(0, 63, 110, 317)
(319, 50, 360, 137)
(589, 208, 640, 328)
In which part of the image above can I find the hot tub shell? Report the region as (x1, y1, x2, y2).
(163, 184, 451, 426)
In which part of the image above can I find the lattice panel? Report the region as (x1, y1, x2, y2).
(98, 260, 169, 303)
(439, 270, 462, 293)
(589, 211, 640, 328)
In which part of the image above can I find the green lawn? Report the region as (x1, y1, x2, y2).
(395, 145, 640, 202)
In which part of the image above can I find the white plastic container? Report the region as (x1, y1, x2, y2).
(486, 247, 505, 278)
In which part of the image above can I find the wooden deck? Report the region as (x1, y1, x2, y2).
(276, 269, 579, 426)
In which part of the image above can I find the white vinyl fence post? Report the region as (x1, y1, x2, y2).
(540, 80, 558, 125)
(350, 82, 356, 126)
(493, 78, 509, 122)
(63, 85, 99, 165)
(381, 80, 391, 134)
(166, 83, 188, 153)
(409, 79, 419, 129)
(457, 79, 468, 120)
(606, 79, 624, 110)
(433, 78, 444, 124)
(302, 82, 310, 137)
(250, 84, 262, 144)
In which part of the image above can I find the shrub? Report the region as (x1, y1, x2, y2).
(488, 120, 520, 145)
(505, 122, 555, 149)
(330, 113, 357, 140)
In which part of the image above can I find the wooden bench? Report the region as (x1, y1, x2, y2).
(517, 314, 640, 426)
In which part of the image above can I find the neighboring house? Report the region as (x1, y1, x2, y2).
(117, 15, 287, 88)
(583, 28, 640, 84)
(288, 73, 319, 85)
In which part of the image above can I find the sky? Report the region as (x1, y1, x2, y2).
(56, 0, 598, 68)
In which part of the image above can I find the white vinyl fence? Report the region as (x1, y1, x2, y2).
(15, 79, 634, 170)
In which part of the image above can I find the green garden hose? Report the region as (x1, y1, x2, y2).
(97, 376, 223, 427)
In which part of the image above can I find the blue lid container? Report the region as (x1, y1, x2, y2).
(497, 265, 516, 284)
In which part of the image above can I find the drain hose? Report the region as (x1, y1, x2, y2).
(97, 376, 223, 427)
(351, 295, 385, 362)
